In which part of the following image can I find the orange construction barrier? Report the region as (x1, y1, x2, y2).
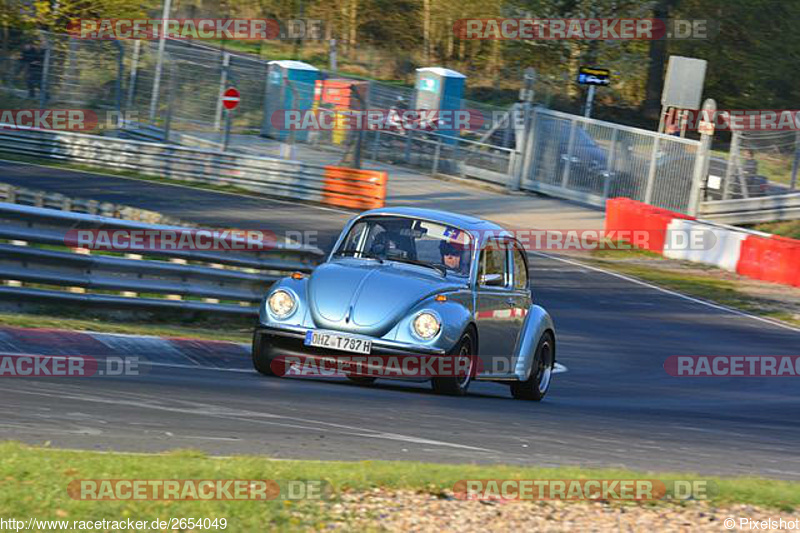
(605, 198, 697, 253)
(322, 166, 388, 210)
(736, 235, 766, 280)
(737, 235, 800, 287)
(770, 236, 800, 287)
(604, 198, 623, 233)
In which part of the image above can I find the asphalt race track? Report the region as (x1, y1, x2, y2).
(1, 160, 800, 479)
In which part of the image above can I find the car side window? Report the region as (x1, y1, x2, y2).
(478, 239, 507, 287)
(512, 245, 528, 290)
(342, 222, 367, 252)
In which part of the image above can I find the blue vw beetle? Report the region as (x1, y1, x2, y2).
(252, 207, 556, 400)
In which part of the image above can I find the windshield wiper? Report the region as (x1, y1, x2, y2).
(387, 256, 447, 277)
(334, 249, 384, 263)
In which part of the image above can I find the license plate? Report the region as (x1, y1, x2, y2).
(304, 331, 372, 355)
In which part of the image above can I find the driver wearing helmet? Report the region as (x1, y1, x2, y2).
(439, 240, 468, 273)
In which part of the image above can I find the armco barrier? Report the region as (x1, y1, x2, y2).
(606, 197, 800, 288)
(0, 202, 325, 314)
(322, 166, 388, 210)
(0, 127, 387, 211)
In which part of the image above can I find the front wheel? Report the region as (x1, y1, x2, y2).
(510, 332, 554, 401)
(252, 333, 275, 376)
(431, 331, 475, 397)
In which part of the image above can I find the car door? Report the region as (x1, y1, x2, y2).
(507, 241, 532, 370)
(475, 238, 522, 376)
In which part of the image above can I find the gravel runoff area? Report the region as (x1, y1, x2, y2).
(325, 489, 800, 532)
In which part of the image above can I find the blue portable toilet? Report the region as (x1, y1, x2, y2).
(261, 60, 321, 141)
(414, 67, 466, 142)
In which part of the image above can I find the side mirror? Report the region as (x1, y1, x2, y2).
(479, 273, 504, 286)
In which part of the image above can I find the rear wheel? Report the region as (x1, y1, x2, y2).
(510, 332, 554, 401)
(252, 333, 275, 376)
(431, 331, 475, 397)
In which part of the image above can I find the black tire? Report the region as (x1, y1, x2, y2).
(347, 376, 377, 385)
(431, 331, 476, 397)
(251, 332, 275, 376)
(510, 331, 554, 401)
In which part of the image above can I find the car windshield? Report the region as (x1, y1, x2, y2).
(334, 216, 473, 276)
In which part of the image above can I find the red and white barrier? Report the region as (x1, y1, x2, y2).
(606, 198, 800, 288)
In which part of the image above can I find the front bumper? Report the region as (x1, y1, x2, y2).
(253, 324, 447, 358)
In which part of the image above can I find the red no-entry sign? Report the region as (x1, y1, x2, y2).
(222, 87, 240, 110)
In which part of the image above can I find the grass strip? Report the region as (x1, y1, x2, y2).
(0, 441, 798, 533)
(0, 311, 254, 343)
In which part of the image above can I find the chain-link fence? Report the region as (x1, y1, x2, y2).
(1, 30, 713, 216)
(0, 31, 521, 168)
(0, 30, 124, 112)
(710, 130, 800, 201)
(521, 108, 703, 213)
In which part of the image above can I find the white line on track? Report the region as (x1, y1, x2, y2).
(4, 384, 497, 453)
(532, 251, 800, 334)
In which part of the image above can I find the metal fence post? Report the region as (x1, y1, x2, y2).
(126, 40, 141, 110)
(114, 41, 124, 113)
(39, 43, 51, 107)
(163, 57, 176, 143)
(722, 130, 741, 200)
(520, 106, 538, 187)
(687, 98, 716, 216)
(371, 129, 381, 160)
(432, 135, 442, 176)
(149, 0, 172, 122)
(602, 128, 619, 199)
(214, 52, 231, 131)
(790, 125, 799, 191)
(644, 137, 661, 205)
(560, 118, 578, 188)
(507, 102, 527, 191)
(65, 38, 78, 102)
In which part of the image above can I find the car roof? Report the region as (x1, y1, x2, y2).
(358, 207, 507, 234)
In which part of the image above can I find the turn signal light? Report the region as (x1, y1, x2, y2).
(435, 295, 447, 302)
(291, 272, 305, 280)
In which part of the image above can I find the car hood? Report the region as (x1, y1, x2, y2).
(307, 259, 464, 337)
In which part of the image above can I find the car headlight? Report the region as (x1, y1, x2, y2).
(413, 312, 441, 339)
(268, 290, 296, 318)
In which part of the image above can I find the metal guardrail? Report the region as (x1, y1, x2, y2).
(699, 192, 800, 224)
(0, 202, 324, 315)
(0, 126, 373, 206)
(0, 182, 183, 224)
